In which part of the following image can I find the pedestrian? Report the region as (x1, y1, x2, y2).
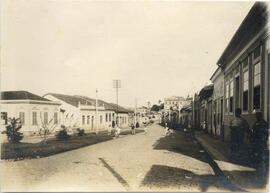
(165, 123, 169, 136)
(131, 123, 135, 135)
(144, 124, 148, 135)
(107, 124, 112, 136)
(229, 108, 250, 158)
(115, 125, 121, 138)
(250, 112, 268, 175)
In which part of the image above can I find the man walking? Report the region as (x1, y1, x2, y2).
(229, 108, 250, 158)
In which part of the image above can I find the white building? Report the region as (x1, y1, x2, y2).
(164, 96, 185, 112)
(43, 93, 130, 132)
(1, 91, 61, 136)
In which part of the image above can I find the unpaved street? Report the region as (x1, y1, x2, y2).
(1, 124, 235, 192)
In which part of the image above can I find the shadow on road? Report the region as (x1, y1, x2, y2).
(153, 130, 210, 164)
(139, 164, 242, 192)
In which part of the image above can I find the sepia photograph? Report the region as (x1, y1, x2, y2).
(0, 0, 270, 192)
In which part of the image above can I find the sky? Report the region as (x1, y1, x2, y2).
(1, 0, 254, 108)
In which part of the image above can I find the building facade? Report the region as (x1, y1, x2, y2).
(164, 96, 185, 112)
(216, 2, 269, 142)
(1, 91, 61, 136)
(210, 67, 224, 137)
(44, 93, 130, 133)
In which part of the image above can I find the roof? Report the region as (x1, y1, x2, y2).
(45, 93, 93, 107)
(210, 67, 222, 82)
(199, 84, 214, 101)
(217, 2, 268, 67)
(165, 96, 185, 101)
(1, 91, 51, 101)
(46, 93, 132, 113)
(77, 95, 132, 113)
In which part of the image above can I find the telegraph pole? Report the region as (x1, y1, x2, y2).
(134, 98, 137, 125)
(95, 89, 98, 134)
(113, 80, 121, 126)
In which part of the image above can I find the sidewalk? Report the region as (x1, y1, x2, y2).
(194, 130, 269, 192)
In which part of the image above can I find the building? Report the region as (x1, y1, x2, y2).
(1, 91, 61, 136)
(198, 84, 214, 133)
(210, 67, 224, 137)
(164, 96, 185, 112)
(216, 2, 270, 142)
(43, 93, 130, 132)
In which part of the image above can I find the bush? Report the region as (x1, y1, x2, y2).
(56, 125, 70, 140)
(77, 128, 86, 136)
(2, 118, 24, 143)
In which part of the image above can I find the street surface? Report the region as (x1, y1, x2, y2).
(1, 123, 237, 192)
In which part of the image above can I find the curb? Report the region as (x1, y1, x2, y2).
(193, 135, 246, 192)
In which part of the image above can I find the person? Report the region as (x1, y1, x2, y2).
(250, 112, 268, 174)
(115, 125, 121, 138)
(229, 108, 250, 157)
(165, 123, 169, 136)
(131, 123, 135, 135)
(144, 124, 148, 135)
(107, 124, 112, 136)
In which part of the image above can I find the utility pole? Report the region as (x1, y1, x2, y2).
(95, 89, 99, 134)
(134, 98, 137, 125)
(113, 80, 121, 126)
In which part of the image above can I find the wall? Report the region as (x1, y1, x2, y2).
(1, 102, 60, 135)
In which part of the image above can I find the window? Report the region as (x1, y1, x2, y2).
(19, 112, 25, 125)
(87, 116, 90, 124)
(229, 80, 234, 112)
(243, 70, 249, 111)
(109, 113, 111, 122)
(44, 112, 48, 124)
(225, 83, 229, 112)
(32, 112, 37, 125)
(1, 112, 7, 125)
(54, 112, 58, 124)
(253, 62, 261, 109)
(100, 115, 102, 124)
(82, 115, 85, 125)
(106, 113, 108, 122)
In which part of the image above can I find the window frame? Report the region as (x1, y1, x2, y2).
(253, 61, 261, 110)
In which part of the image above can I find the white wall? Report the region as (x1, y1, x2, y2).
(1, 102, 60, 135)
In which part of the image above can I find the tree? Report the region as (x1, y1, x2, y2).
(159, 103, 164, 110)
(39, 113, 59, 143)
(151, 104, 160, 112)
(2, 117, 24, 143)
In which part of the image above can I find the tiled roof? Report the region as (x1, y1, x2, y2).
(77, 95, 132, 113)
(45, 93, 93, 107)
(1, 91, 50, 101)
(45, 93, 132, 113)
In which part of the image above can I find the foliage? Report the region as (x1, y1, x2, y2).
(56, 125, 70, 140)
(151, 104, 160, 112)
(2, 118, 23, 143)
(77, 128, 86, 136)
(39, 113, 59, 143)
